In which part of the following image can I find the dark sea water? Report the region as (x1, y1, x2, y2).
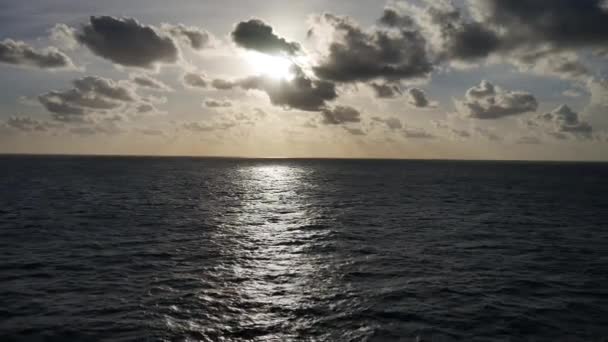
(1, 155, 608, 342)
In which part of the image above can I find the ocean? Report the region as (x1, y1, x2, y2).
(1, 155, 607, 341)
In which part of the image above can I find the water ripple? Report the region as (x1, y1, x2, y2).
(1, 157, 607, 341)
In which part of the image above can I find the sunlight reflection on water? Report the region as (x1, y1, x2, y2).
(215, 164, 341, 340)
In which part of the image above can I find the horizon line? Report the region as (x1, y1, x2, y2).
(0, 152, 607, 164)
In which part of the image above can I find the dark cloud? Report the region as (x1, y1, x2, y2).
(131, 74, 172, 91)
(183, 72, 208, 88)
(39, 88, 118, 121)
(232, 19, 300, 55)
(73, 76, 137, 102)
(379, 8, 415, 28)
(310, 13, 433, 83)
(406, 88, 431, 108)
(38, 76, 146, 122)
(321, 105, 362, 125)
(417, 5, 501, 61)
(38, 91, 87, 120)
(451, 129, 471, 139)
(456, 80, 538, 119)
(372, 117, 403, 130)
(370, 83, 402, 98)
(344, 127, 366, 136)
(211, 79, 235, 90)
(218, 65, 337, 112)
(162, 24, 212, 50)
(136, 103, 155, 113)
(76, 16, 179, 69)
(0, 39, 74, 69)
(384, 1, 608, 79)
(471, 0, 608, 50)
(204, 99, 232, 108)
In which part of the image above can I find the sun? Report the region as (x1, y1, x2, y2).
(247, 52, 295, 80)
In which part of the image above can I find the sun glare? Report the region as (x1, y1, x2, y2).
(247, 52, 295, 80)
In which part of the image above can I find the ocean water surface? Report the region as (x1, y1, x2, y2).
(1, 155, 607, 341)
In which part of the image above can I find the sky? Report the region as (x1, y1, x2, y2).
(1, 0, 608, 160)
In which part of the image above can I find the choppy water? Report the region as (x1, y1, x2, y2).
(1, 156, 608, 341)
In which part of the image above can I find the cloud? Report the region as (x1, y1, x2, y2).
(219, 65, 337, 111)
(50, 24, 78, 51)
(531, 105, 593, 140)
(38, 76, 149, 122)
(72, 76, 137, 102)
(470, 0, 608, 51)
(507, 49, 590, 80)
(6, 116, 60, 132)
(406, 88, 432, 108)
(588, 78, 608, 107)
(321, 105, 361, 125)
(17, 96, 40, 107)
(204, 99, 232, 108)
(76, 16, 179, 69)
(379, 8, 416, 28)
(451, 129, 471, 139)
(182, 120, 237, 132)
(370, 83, 402, 98)
(344, 127, 366, 136)
(309, 13, 433, 83)
(182, 122, 220, 132)
(428, 120, 495, 141)
(136, 103, 156, 113)
(387, 1, 608, 80)
(162, 24, 213, 50)
(138, 128, 166, 136)
(211, 79, 235, 90)
(232, 19, 300, 55)
(69, 127, 101, 136)
(0, 39, 75, 70)
(181, 110, 264, 134)
(516, 136, 542, 145)
(431, 119, 472, 139)
(403, 127, 435, 139)
(69, 123, 124, 136)
(455, 80, 538, 119)
(372, 117, 403, 130)
(474, 127, 502, 141)
(131, 73, 172, 91)
(373, 118, 438, 140)
(183, 72, 208, 88)
(394, 4, 500, 62)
